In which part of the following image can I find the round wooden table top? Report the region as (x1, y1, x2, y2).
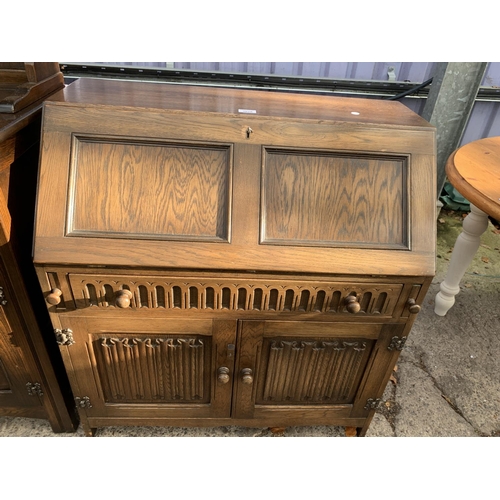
(446, 136, 500, 220)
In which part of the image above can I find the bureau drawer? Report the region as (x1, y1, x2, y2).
(60, 274, 403, 317)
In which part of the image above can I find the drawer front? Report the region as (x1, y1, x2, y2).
(65, 273, 403, 318)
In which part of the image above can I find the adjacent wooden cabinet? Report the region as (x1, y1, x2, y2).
(0, 90, 76, 432)
(33, 79, 436, 436)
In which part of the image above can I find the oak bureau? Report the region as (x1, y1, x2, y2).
(33, 78, 436, 436)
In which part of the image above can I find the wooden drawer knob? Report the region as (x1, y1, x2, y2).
(241, 368, 253, 385)
(408, 299, 421, 314)
(344, 295, 361, 314)
(46, 288, 62, 305)
(115, 289, 133, 308)
(217, 367, 230, 384)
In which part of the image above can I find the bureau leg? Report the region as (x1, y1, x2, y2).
(345, 426, 358, 437)
(269, 427, 286, 436)
(80, 421, 97, 437)
(435, 203, 489, 316)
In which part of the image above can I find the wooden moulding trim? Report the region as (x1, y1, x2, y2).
(32, 238, 436, 277)
(0, 72, 65, 114)
(86, 415, 366, 429)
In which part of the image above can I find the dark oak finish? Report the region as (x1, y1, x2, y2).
(33, 79, 436, 436)
(34, 80, 436, 276)
(68, 138, 232, 241)
(262, 150, 408, 248)
(0, 89, 77, 432)
(0, 63, 64, 114)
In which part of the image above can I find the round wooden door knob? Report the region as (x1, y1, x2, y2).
(344, 295, 361, 314)
(46, 288, 62, 305)
(241, 368, 253, 385)
(408, 299, 421, 314)
(217, 367, 230, 384)
(115, 289, 133, 308)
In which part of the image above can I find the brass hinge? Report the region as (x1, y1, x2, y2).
(26, 382, 43, 397)
(55, 328, 75, 346)
(0, 286, 7, 306)
(388, 336, 407, 351)
(364, 398, 382, 411)
(75, 396, 92, 409)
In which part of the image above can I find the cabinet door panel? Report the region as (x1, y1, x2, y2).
(60, 317, 235, 419)
(256, 337, 374, 405)
(233, 321, 378, 420)
(0, 280, 42, 409)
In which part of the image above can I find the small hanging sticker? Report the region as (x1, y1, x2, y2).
(238, 109, 257, 114)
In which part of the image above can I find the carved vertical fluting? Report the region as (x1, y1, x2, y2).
(149, 339, 164, 399)
(121, 340, 137, 399)
(336, 343, 357, 399)
(134, 339, 149, 399)
(179, 339, 191, 400)
(166, 339, 180, 400)
(326, 343, 346, 401)
(297, 342, 316, 400)
(261, 340, 367, 404)
(117, 339, 133, 399)
(144, 339, 156, 398)
(101, 339, 117, 399)
(111, 339, 127, 399)
(130, 340, 144, 398)
(287, 343, 302, 399)
(275, 341, 290, 400)
(97, 337, 206, 402)
(263, 341, 280, 401)
(323, 343, 344, 396)
(311, 343, 330, 401)
(190, 339, 203, 399)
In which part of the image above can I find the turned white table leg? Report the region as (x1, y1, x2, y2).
(435, 203, 490, 316)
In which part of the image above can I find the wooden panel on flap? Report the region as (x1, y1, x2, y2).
(67, 136, 232, 242)
(262, 149, 409, 249)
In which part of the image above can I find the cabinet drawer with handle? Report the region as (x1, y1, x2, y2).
(45, 273, 406, 318)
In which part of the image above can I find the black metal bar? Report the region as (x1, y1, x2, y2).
(59, 63, 500, 102)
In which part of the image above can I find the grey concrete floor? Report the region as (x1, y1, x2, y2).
(1, 210, 499, 438)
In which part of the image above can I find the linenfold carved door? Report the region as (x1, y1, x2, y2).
(58, 316, 236, 420)
(0, 266, 43, 410)
(232, 320, 398, 421)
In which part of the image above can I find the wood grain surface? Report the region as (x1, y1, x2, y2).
(34, 80, 436, 276)
(69, 137, 231, 241)
(446, 136, 500, 219)
(263, 150, 407, 247)
(48, 78, 434, 129)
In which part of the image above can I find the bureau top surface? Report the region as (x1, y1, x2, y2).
(45, 78, 433, 130)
